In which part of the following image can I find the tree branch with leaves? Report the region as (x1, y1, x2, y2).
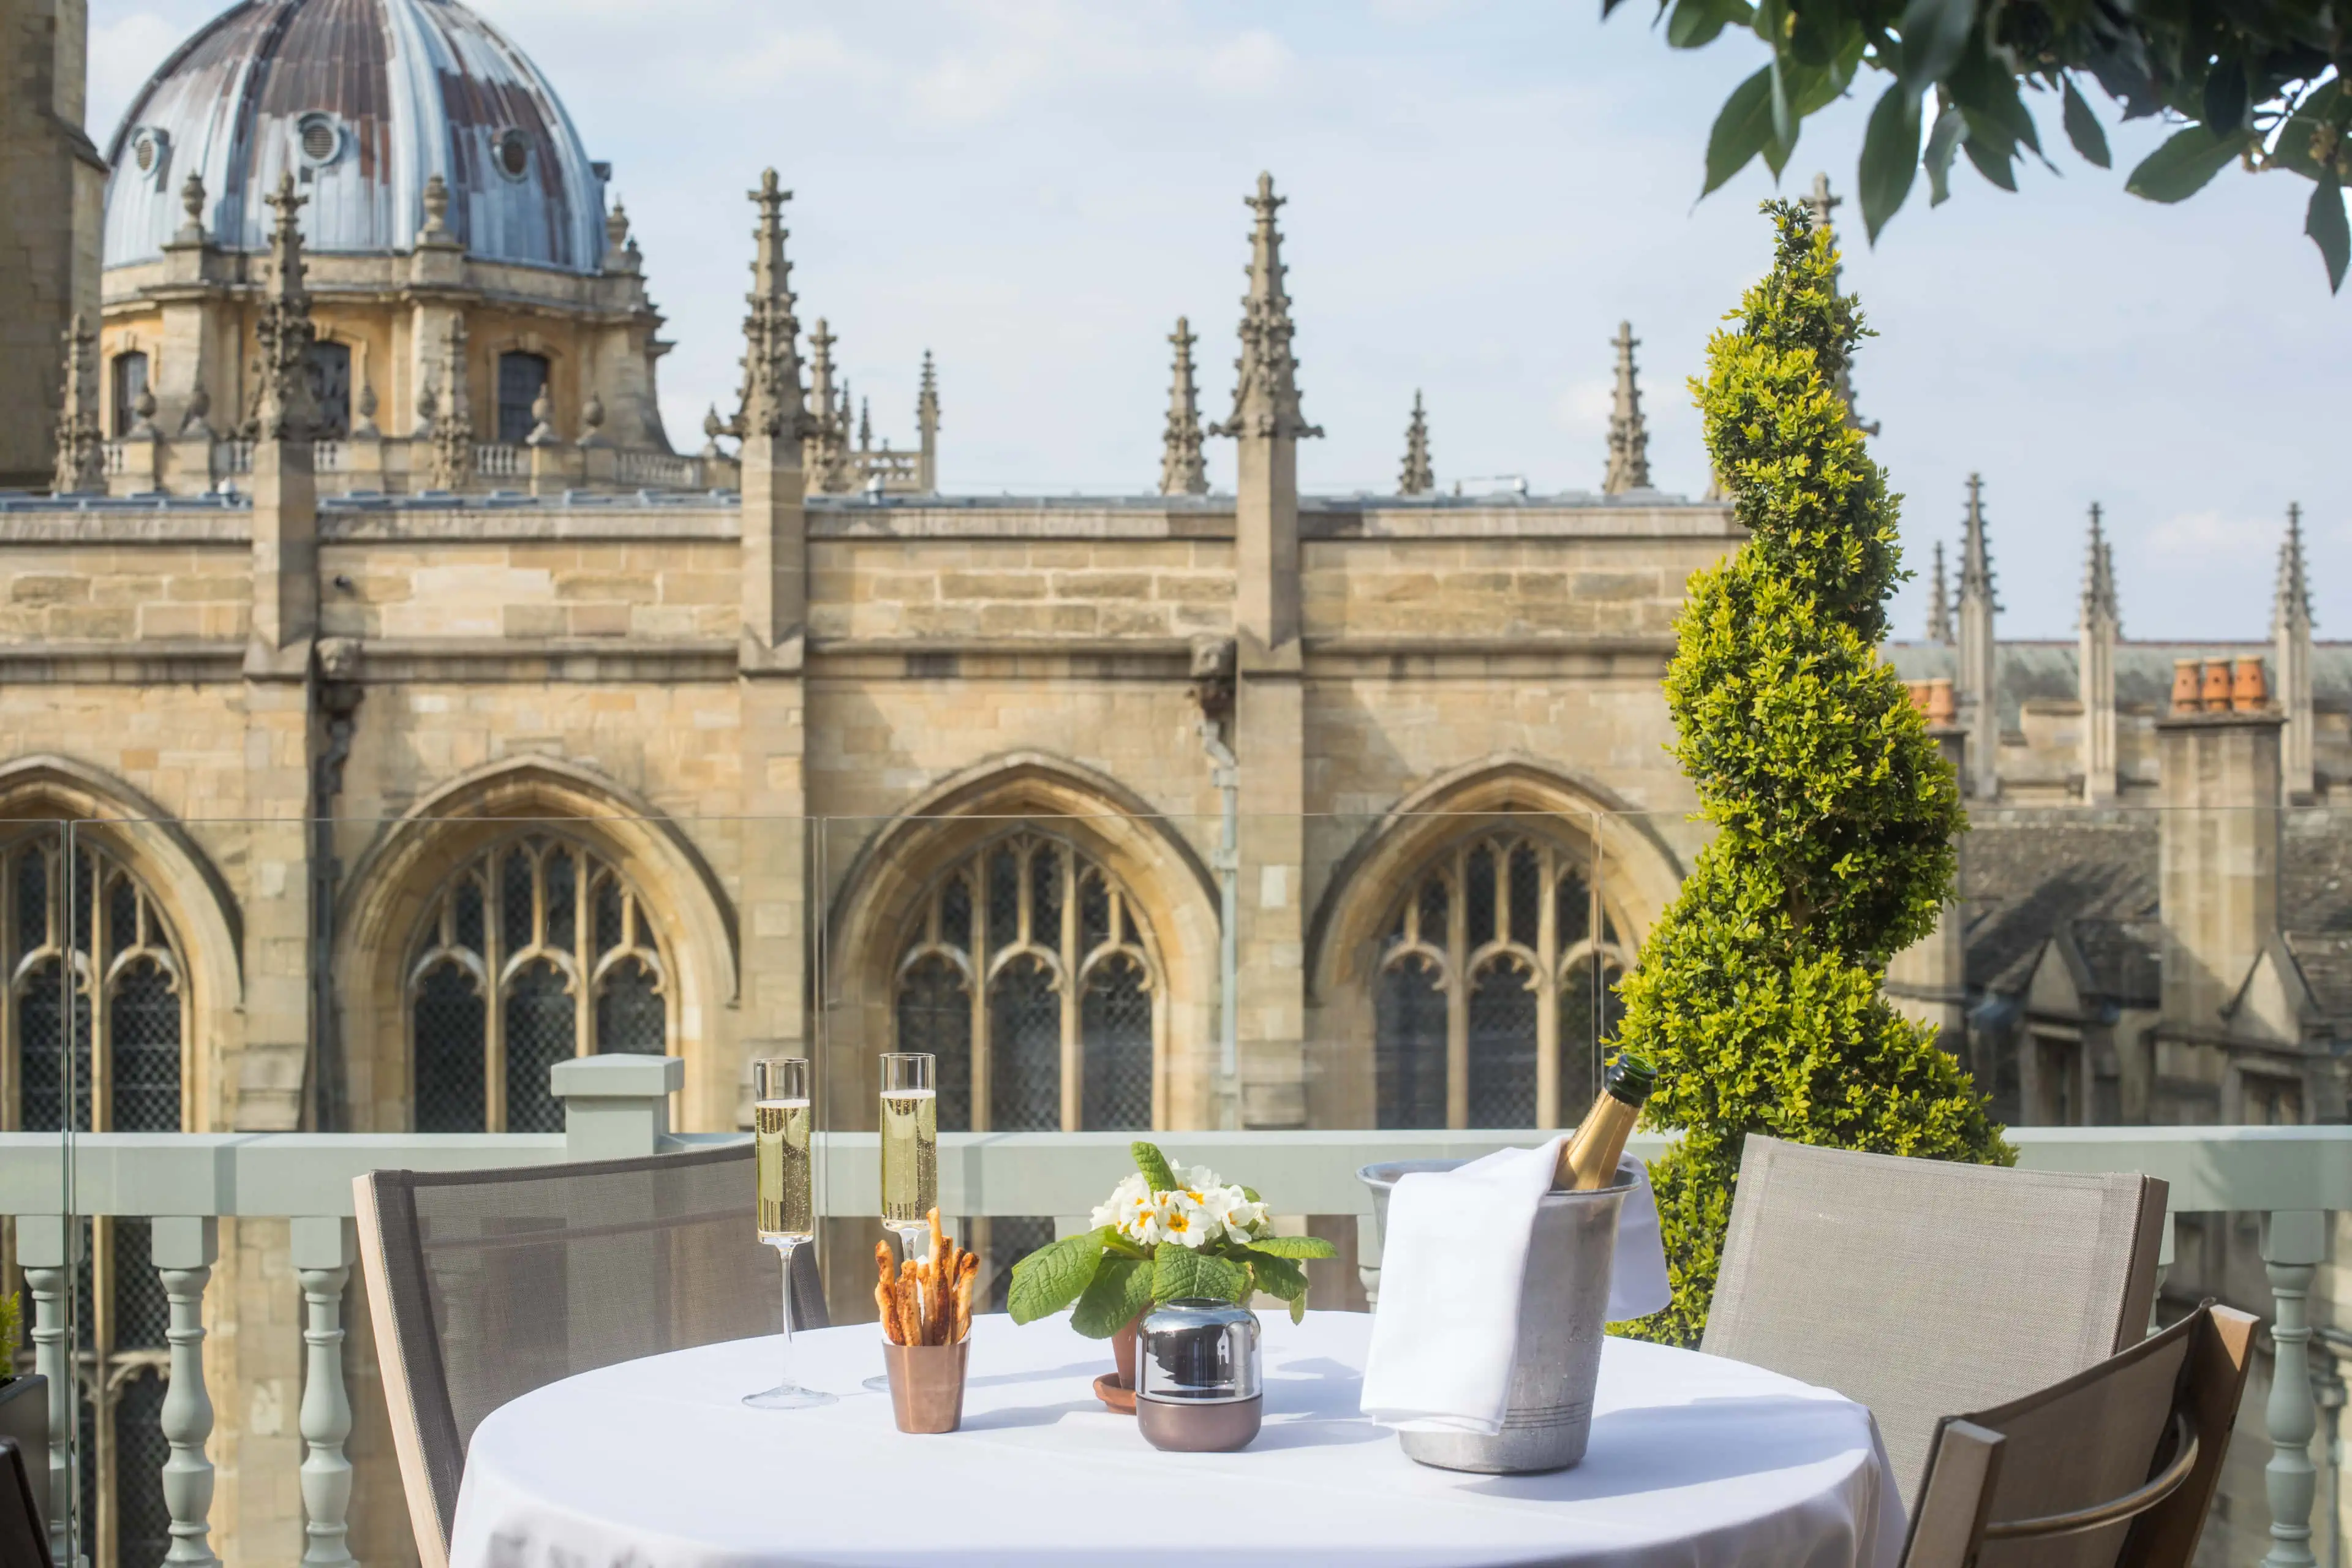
(1607, 0, 2351, 290)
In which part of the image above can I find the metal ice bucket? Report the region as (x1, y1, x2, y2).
(1359, 1156, 1635, 1475)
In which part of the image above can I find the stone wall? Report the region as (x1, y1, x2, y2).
(0, 0, 100, 488)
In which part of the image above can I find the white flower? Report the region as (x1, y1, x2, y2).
(1093, 1171, 1170, 1246)
(1204, 1185, 1268, 1243)
(1176, 1164, 1224, 1201)
(1155, 1189, 1216, 1249)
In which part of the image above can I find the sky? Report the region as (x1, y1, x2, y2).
(86, 0, 2347, 642)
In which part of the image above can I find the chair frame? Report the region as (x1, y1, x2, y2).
(1902, 1300, 2257, 1568)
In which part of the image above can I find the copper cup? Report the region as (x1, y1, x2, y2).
(881, 1339, 969, 1433)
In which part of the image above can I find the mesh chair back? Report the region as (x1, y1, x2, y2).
(354, 1144, 825, 1567)
(0, 1437, 55, 1568)
(1904, 1302, 2255, 1568)
(1701, 1136, 2168, 1507)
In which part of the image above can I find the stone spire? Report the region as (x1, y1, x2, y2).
(50, 314, 102, 494)
(1398, 391, 1433, 496)
(736, 168, 809, 442)
(916, 350, 940, 492)
(255, 173, 318, 440)
(431, 316, 473, 491)
(2276, 502, 2317, 801)
(1211, 173, 1322, 442)
(1803, 173, 1879, 437)
(1160, 317, 1207, 496)
(858, 396, 872, 453)
(1955, 472, 2000, 799)
(1925, 541, 1953, 644)
(804, 318, 845, 492)
(2078, 502, 2120, 803)
(1602, 320, 1651, 495)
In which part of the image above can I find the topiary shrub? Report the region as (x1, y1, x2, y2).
(1614, 200, 2011, 1349)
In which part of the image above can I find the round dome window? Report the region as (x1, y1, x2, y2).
(494, 128, 531, 181)
(297, 113, 342, 168)
(130, 128, 172, 186)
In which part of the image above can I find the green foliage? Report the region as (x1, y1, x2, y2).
(1606, 0, 2352, 290)
(1005, 1142, 1339, 1337)
(1613, 204, 2011, 1349)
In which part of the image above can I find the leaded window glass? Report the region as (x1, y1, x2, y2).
(1, 835, 183, 1568)
(889, 829, 1163, 1133)
(1371, 827, 1635, 1129)
(407, 834, 671, 1132)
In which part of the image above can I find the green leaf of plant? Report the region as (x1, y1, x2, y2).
(1858, 82, 1922, 241)
(1243, 1235, 1338, 1260)
(1666, 0, 1750, 50)
(2307, 178, 2349, 295)
(2201, 60, 2247, 136)
(2125, 126, 2250, 204)
(1154, 1243, 1251, 1304)
(1006, 1230, 1107, 1325)
(2059, 76, 2109, 169)
(1923, 102, 1964, 205)
(1246, 1252, 1310, 1300)
(1894, 0, 1973, 88)
(1071, 1254, 1156, 1338)
(1959, 120, 2018, 192)
(1703, 67, 1778, 196)
(1131, 1141, 1177, 1191)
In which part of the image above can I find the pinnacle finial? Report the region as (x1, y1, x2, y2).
(736, 168, 809, 442)
(176, 172, 206, 243)
(255, 175, 318, 440)
(418, 172, 455, 246)
(1398, 391, 1433, 496)
(2079, 502, 2119, 631)
(51, 314, 102, 494)
(1602, 320, 1651, 495)
(918, 350, 940, 434)
(1926, 540, 1953, 644)
(858, 396, 872, 451)
(1958, 472, 1998, 611)
(1160, 316, 1207, 496)
(2276, 501, 2315, 631)
(804, 318, 847, 491)
(1210, 172, 1321, 442)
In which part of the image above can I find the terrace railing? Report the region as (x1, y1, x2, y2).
(1, 1058, 2343, 1568)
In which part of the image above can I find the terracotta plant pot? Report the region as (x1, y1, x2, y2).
(881, 1340, 969, 1434)
(1113, 1313, 1142, 1389)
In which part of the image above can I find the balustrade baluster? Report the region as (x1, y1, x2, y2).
(2265, 1210, 2325, 1568)
(18, 1216, 71, 1564)
(153, 1215, 221, 1568)
(292, 1218, 358, 1567)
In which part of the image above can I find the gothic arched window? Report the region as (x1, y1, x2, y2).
(407, 834, 669, 1133)
(891, 830, 1161, 1133)
(1372, 829, 1632, 1130)
(4, 833, 184, 1566)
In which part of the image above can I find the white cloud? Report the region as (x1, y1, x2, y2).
(1200, 29, 1292, 96)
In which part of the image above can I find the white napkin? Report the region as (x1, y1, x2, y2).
(1358, 1138, 1671, 1434)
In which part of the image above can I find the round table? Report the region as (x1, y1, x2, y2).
(451, 1311, 1905, 1568)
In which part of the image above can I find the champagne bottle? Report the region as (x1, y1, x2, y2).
(1553, 1053, 1657, 1191)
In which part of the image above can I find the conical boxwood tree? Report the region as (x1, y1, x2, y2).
(1616, 202, 2011, 1348)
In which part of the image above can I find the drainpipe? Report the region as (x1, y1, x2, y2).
(311, 638, 364, 1132)
(1191, 638, 1240, 1130)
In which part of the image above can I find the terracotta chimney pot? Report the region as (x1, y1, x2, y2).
(2232, 655, 2268, 713)
(1905, 681, 1931, 718)
(1928, 677, 1956, 725)
(2171, 659, 2202, 715)
(2200, 658, 2233, 714)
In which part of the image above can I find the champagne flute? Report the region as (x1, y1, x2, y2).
(744, 1056, 835, 1411)
(865, 1052, 940, 1391)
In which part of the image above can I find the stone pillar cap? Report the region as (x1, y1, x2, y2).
(551, 1054, 683, 1098)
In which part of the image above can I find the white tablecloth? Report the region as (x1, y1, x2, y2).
(452, 1312, 1905, 1568)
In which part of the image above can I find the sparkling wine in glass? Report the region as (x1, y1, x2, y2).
(745, 1057, 834, 1410)
(865, 1052, 940, 1392)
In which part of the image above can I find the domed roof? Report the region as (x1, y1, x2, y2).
(102, 0, 608, 276)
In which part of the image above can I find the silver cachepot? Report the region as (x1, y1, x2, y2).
(1359, 1156, 1635, 1475)
(1136, 1297, 1262, 1452)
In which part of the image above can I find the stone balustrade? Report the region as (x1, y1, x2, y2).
(2, 1077, 2346, 1566)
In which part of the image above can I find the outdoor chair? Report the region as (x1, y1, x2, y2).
(1701, 1135, 2169, 1506)
(1901, 1299, 2256, 1568)
(0, 1437, 53, 1568)
(355, 1144, 826, 1568)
